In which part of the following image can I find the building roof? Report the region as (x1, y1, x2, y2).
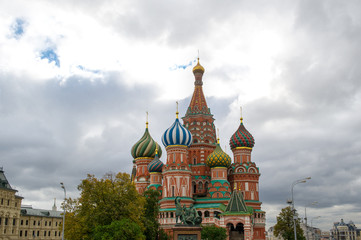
(20, 206, 62, 218)
(0, 167, 16, 191)
(224, 189, 253, 215)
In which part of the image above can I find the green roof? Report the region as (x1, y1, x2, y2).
(224, 190, 252, 214)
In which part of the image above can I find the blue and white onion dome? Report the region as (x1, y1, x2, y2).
(162, 111, 193, 147)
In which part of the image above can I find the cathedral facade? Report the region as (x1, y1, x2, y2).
(131, 59, 266, 240)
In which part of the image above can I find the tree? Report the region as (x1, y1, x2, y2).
(63, 172, 146, 240)
(274, 206, 305, 240)
(201, 225, 227, 240)
(143, 189, 161, 240)
(93, 219, 145, 240)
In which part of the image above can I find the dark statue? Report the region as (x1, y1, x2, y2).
(175, 197, 202, 225)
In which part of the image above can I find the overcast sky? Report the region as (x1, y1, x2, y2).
(1, 0, 361, 232)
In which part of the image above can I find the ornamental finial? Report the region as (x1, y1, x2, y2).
(146, 111, 149, 128)
(240, 106, 243, 123)
(176, 101, 179, 119)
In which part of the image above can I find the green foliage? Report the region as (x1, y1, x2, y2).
(93, 218, 145, 240)
(158, 229, 171, 240)
(143, 189, 160, 240)
(201, 225, 227, 240)
(274, 206, 305, 240)
(63, 172, 146, 240)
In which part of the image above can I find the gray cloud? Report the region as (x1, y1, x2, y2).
(1, 0, 361, 232)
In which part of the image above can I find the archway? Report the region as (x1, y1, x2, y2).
(228, 222, 244, 240)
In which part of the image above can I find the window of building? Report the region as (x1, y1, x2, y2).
(33, 220, 36, 225)
(1, 198, 3, 205)
(33, 231, 35, 237)
(0, 217, 2, 225)
(37, 231, 40, 236)
(38, 221, 40, 226)
(49, 221, 51, 226)
(25, 230, 28, 237)
(45, 221, 47, 226)
(44, 231, 47, 236)
(20, 230, 23, 237)
(13, 219, 16, 226)
(26, 220, 28, 225)
(55, 231, 57, 236)
(199, 182, 203, 190)
(172, 186, 175, 197)
(21, 219, 23, 225)
(48, 231, 51, 236)
(193, 183, 197, 194)
(204, 211, 210, 217)
(7, 199, 10, 205)
(5, 218, 8, 225)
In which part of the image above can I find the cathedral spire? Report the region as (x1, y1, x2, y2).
(186, 58, 210, 116)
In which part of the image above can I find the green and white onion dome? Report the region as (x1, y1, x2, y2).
(131, 125, 162, 159)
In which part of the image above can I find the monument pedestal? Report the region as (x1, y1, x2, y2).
(172, 225, 202, 240)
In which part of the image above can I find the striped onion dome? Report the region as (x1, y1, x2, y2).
(229, 118, 255, 149)
(131, 125, 162, 159)
(206, 141, 231, 168)
(162, 115, 192, 147)
(147, 149, 164, 173)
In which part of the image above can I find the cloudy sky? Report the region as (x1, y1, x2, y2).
(1, 0, 361, 231)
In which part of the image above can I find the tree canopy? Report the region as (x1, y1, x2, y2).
(201, 225, 227, 240)
(63, 172, 164, 240)
(274, 206, 305, 240)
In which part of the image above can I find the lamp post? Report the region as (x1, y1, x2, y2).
(311, 216, 321, 240)
(290, 177, 311, 240)
(60, 182, 66, 240)
(305, 201, 318, 240)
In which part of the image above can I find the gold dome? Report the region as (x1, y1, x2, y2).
(192, 58, 205, 74)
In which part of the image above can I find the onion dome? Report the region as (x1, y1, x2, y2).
(131, 122, 162, 159)
(162, 111, 193, 147)
(147, 148, 164, 173)
(192, 58, 205, 74)
(206, 140, 231, 168)
(229, 118, 255, 149)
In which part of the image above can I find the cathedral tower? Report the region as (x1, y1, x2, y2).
(160, 110, 193, 209)
(182, 58, 216, 197)
(131, 120, 162, 194)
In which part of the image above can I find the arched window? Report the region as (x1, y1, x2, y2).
(204, 211, 210, 217)
(198, 182, 203, 190)
(193, 157, 197, 165)
(198, 211, 202, 217)
(193, 183, 197, 194)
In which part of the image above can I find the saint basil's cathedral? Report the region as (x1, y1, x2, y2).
(130, 59, 266, 240)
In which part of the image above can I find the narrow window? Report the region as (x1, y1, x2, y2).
(172, 186, 175, 197)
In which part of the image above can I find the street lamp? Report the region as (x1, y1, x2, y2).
(305, 201, 318, 240)
(60, 182, 66, 240)
(311, 216, 321, 240)
(290, 177, 311, 240)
